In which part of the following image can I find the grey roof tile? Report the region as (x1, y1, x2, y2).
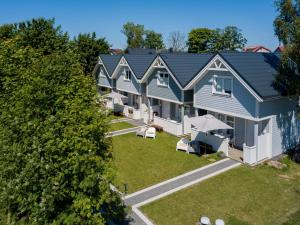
(124, 54, 157, 79)
(160, 53, 215, 87)
(220, 52, 280, 98)
(99, 54, 122, 76)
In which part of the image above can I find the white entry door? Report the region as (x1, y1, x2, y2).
(258, 119, 271, 161)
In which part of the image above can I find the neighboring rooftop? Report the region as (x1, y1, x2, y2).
(274, 46, 285, 53)
(243, 45, 271, 53)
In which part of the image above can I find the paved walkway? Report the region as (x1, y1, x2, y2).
(107, 119, 146, 137)
(124, 158, 241, 225)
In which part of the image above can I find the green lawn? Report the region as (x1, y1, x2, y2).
(112, 132, 221, 193)
(141, 157, 300, 225)
(109, 122, 134, 132)
(107, 113, 124, 121)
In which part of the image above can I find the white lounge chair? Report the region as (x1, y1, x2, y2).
(145, 127, 156, 139)
(136, 127, 147, 138)
(176, 138, 194, 153)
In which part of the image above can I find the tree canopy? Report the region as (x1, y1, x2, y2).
(144, 30, 165, 49)
(73, 32, 110, 75)
(0, 18, 125, 225)
(121, 22, 145, 48)
(273, 0, 300, 96)
(121, 22, 165, 50)
(187, 26, 247, 53)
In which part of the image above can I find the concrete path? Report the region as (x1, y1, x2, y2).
(107, 119, 146, 137)
(111, 118, 133, 123)
(124, 158, 241, 225)
(107, 126, 144, 137)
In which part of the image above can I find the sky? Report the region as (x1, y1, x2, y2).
(0, 0, 280, 50)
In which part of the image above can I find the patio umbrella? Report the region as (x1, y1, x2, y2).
(105, 91, 128, 105)
(190, 114, 233, 133)
(105, 91, 128, 101)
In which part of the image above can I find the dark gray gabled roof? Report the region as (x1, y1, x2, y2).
(220, 52, 280, 98)
(124, 54, 157, 79)
(99, 54, 122, 76)
(160, 53, 215, 87)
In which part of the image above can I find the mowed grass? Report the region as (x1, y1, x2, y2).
(107, 113, 124, 121)
(141, 157, 300, 225)
(109, 121, 134, 132)
(112, 132, 221, 193)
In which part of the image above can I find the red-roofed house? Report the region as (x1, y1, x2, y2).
(274, 46, 285, 53)
(243, 45, 271, 53)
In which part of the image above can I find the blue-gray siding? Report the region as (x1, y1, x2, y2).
(116, 66, 141, 94)
(259, 97, 300, 156)
(194, 70, 257, 118)
(147, 68, 182, 103)
(97, 65, 112, 88)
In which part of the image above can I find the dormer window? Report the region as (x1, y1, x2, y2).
(124, 69, 131, 81)
(213, 75, 232, 96)
(157, 71, 169, 87)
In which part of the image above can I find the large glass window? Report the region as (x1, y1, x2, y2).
(213, 76, 232, 96)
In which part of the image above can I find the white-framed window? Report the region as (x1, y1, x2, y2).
(213, 76, 233, 96)
(124, 69, 131, 81)
(157, 71, 169, 87)
(99, 68, 106, 77)
(259, 119, 269, 135)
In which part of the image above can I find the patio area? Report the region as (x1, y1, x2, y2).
(112, 132, 221, 194)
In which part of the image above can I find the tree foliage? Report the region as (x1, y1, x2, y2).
(218, 26, 247, 51)
(144, 30, 165, 49)
(187, 26, 247, 53)
(121, 22, 145, 48)
(121, 22, 165, 49)
(73, 32, 110, 75)
(187, 28, 216, 53)
(273, 0, 300, 96)
(0, 18, 125, 225)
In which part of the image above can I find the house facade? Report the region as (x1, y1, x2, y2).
(95, 51, 300, 165)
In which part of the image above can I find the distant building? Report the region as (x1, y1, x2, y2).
(243, 45, 271, 53)
(274, 46, 285, 53)
(109, 49, 123, 55)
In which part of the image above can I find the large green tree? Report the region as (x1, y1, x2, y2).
(144, 30, 165, 49)
(217, 26, 247, 51)
(0, 19, 125, 225)
(187, 26, 247, 53)
(187, 28, 216, 53)
(273, 0, 300, 96)
(0, 18, 69, 55)
(121, 22, 145, 48)
(73, 32, 110, 75)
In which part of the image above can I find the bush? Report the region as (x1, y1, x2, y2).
(288, 144, 300, 163)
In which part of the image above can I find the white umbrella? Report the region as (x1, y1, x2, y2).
(105, 91, 128, 101)
(105, 91, 128, 107)
(190, 114, 233, 133)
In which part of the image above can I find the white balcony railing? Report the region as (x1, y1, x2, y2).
(243, 144, 257, 165)
(153, 116, 183, 136)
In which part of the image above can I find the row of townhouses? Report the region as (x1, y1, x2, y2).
(94, 51, 300, 165)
